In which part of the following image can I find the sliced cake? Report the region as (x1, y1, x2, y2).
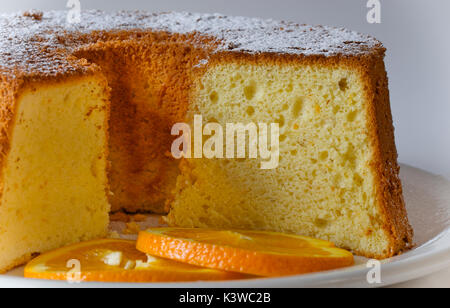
(0, 11, 413, 273)
(0, 72, 110, 273)
(166, 53, 412, 259)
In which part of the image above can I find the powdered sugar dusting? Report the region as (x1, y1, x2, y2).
(150, 12, 380, 55)
(0, 11, 382, 79)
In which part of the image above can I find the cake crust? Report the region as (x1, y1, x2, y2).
(0, 11, 382, 79)
(0, 76, 17, 209)
(360, 51, 414, 258)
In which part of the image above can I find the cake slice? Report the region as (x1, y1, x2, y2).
(0, 11, 413, 269)
(0, 73, 111, 273)
(166, 51, 413, 259)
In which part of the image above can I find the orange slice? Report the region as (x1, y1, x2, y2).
(24, 239, 248, 283)
(137, 228, 354, 277)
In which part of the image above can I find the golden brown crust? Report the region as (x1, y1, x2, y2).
(0, 76, 18, 207)
(0, 11, 382, 79)
(360, 51, 414, 259)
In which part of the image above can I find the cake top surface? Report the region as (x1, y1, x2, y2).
(0, 10, 383, 80)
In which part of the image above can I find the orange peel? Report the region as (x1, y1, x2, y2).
(137, 228, 354, 277)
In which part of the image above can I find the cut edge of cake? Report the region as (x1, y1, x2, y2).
(0, 71, 111, 274)
(166, 50, 413, 259)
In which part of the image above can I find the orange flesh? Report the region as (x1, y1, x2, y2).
(43, 241, 146, 272)
(161, 229, 334, 256)
(24, 239, 248, 282)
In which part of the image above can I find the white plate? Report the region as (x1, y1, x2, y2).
(1, 164, 449, 288)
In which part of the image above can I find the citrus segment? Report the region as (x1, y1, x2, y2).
(24, 239, 248, 282)
(137, 228, 354, 277)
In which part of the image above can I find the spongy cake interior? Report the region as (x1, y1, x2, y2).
(167, 62, 392, 257)
(0, 76, 110, 272)
(75, 41, 208, 213)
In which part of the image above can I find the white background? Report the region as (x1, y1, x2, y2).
(2, 0, 449, 179)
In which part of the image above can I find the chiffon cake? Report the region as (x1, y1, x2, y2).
(0, 10, 413, 273)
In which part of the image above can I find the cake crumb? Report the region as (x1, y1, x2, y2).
(23, 10, 43, 21)
(124, 260, 136, 270)
(108, 231, 121, 239)
(110, 212, 131, 222)
(159, 216, 169, 225)
(132, 214, 147, 222)
(124, 222, 142, 235)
